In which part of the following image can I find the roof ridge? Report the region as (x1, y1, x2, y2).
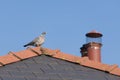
(0, 47, 120, 76)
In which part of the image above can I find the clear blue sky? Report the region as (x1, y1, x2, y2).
(0, 0, 120, 66)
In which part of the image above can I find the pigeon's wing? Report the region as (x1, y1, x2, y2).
(23, 37, 39, 47)
(32, 37, 39, 42)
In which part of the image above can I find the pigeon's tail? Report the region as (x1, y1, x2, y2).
(23, 44, 28, 47)
(24, 43, 30, 47)
(23, 41, 35, 47)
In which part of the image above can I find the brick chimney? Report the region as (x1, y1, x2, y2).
(80, 30, 103, 62)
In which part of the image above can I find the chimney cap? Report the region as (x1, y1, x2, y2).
(86, 30, 103, 38)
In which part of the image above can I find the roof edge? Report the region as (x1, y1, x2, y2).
(0, 47, 119, 76)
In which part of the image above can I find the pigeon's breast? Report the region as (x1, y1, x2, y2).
(36, 36, 45, 45)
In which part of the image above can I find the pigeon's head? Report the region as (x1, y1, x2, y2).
(41, 32, 46, 35)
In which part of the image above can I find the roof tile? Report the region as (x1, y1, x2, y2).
(53, 51, 81, 63)
(106, 64, 118, 72)
(12, 49, 38, 60)
(0, 70, 11, 77)
(0, 76, 26, 80)
(41, 48, 60, 56)
(110, 67, 120, 76)
(27, 47, 42, 55)
(80, 60, 110, 71)
(0, 53, 20, 65)
(9, 71, 35, 78)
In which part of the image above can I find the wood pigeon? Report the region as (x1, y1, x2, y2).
(24, 32, 46, 47)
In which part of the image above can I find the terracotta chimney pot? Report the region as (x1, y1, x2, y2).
(87, 42, 102, 62)
(80, 30, 103, 62)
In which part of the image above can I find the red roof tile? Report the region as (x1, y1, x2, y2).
(0, 53, 20, 65)
(0, 47, 120, 76)
(11, 49, 38, 60)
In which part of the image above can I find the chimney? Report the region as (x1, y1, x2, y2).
(80, 30, 103, 62)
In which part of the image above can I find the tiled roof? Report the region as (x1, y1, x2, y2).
(0, 55, 120, 80)
(0, 47, 120, 77)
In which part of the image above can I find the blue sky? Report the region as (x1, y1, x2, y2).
(0, 0, 120, 66)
